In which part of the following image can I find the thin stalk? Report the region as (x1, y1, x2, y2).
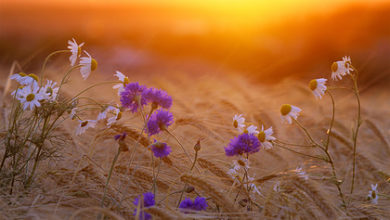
(152, 158, 162, 199)
(101, 146, 121, 207)
(66, 81, 118, 103)
(164, 129, 192, 164)
(293, 119, 323, 149)
(350, 69, 362, 194)
(275, 144, 324, 161)
(321, 148, 346, 206)
(324, 91, 336, 151)
(39, 50, 69, 86)
(176, 149, 199, 207)
(274, 140, 314, 148)
(56, 64, 83, 99)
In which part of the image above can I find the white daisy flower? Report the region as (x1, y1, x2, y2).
(11, 86, 26, 100)
(367, 184, 378, 204)
(39, 80, 59, 102)
(79, 51, 97, 80)
(228, 156, 249, 178)
(280, 104, 301, 124)
(113, 71, 130, 96)
(309, 78, 327, 99)
(76, 119, 97, 135)
(246, 176, 261, 196)
(331, 56, 353, 81)
(258, 125, 276, 149)
(246, 125, 259, 135)
(10, 73, 39, 85)
(67, 38, 84, 66)
(233, 114, 245, 132)
(70, 107, 77, 120)
(294, 166, 309, 180)
(97, 105, 122, 127)
(18, 81, 42, 110)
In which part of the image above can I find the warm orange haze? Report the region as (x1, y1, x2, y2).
(0, 0, 389, 219)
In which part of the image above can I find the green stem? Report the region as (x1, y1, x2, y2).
(176, 149, 199, 207)
(293, 119, 323, 149)
(66, 81, 119, 103)
(275, 144, 323, 161)
(324, 91, 336, 151)
(39, 50, 69, 86)
(274, 139, 314, 148)
(350, 68, 361, 194)
(164, 129, 193, 164)
(101, 146, 121, 207)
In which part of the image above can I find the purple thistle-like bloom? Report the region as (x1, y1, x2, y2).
(179, 197, 208, 212)
(193, 197, 208, 211)
(120, 82, 147, 113)
(150, 140, 172, 158)
(224, 133, 261, 156)
(133, 192, 155, 220)
(179, 198, 193, 209)
(142, 87, 172, 109)
(147, 109, 174, 136)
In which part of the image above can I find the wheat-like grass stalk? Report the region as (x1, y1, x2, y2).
(145, 207, 183, 220)
(197, 158, 233, 185)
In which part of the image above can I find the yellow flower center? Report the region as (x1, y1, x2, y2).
(91, 58, 98, 71)
(153, 142, 165, 149)
(26, 93, 35, 102)
(309, 79, 317, 91)
(331, 62, 338, 72)
(371, 191, 376, 198)
(258, 131, 266, 142)
(116, 112, 122, 120)
(77, 46, 82, 57)
(123, 77, 129, 86)
(46, 87, 53, 94)
(19, 72, 27, 77)
(233, 120, 238, 128)
(81, 121, 88, 127)
(237, 159, 246, 167)
(28, 73, 39, 82)
(280, 104, 292, 116)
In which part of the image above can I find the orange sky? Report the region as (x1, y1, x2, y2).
(3, 0, 387, 26)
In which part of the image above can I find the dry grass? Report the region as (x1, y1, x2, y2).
(0, 67, 389, 219)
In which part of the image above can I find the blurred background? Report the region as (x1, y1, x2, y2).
(1, 0, 390, 86)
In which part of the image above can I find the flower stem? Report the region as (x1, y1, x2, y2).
(350, 68, 362, 194)
(101, 145, 121, 207)
(39, 50, 69, 86)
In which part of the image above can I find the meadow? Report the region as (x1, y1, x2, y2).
(0, 39, 389, 219)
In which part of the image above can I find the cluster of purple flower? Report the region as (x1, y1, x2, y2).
(179, 197, 208, 212)
(150, 140, 172, 158)
(133, 192, 155, 220)
(224, 133, 261, 156)
(120, 82, 172, 113)
(120, 82, 174, 137)
(120, 82, 174, 158)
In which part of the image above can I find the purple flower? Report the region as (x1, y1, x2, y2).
(193, 197, 208, 211)
(179, 197, 208, 212)
(150, 140, 171, 158)
(179, 198, 193, 209)
(224, 133, 261, 156)
(133, 192, 155, 220)
(147, 109, 174, 136)
(120, 82, 146, 113)
(142, 87, 172, 109)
